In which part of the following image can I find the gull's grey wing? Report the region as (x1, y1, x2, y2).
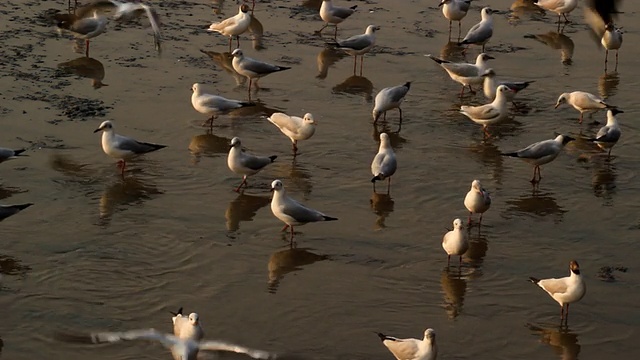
(538, 278, 568, 295)
(90, 329, 178, 347)
(442, 63, 480, 77)
(239, 153, 273, 171)
(0, 148, 25, 162)
(241, 58, 286, 75)
(332, 6, 355, 19)
(516, 140, 558, 159)
(383, 339, 420, 360)
(337, 34, 371, 50)
(384, 84, 410, 103)
(142, 4, 162, 51)
(461, 104, 500, 120)
(459, 0, 472, 12)
(462, 23, 492, 44)
(499, 80, 533, 92)
(198, 340, 276, 360)
(0, 203, 33, 221)
(595, 126, 621, 143)
(199, 94, 243, 111)
(114, 134, 165, 154)
(71, 18, 101, 35)
(281, 198, 326, 223)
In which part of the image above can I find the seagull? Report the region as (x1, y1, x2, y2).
(266, 112, 316, 155)
(534, 0, 578, 23)
(170, 308, 204, 341)
(231, 49, 291, 90)
(439, 0, 472, 40)
(555, 91, 614, 124)
(529, 260, 586, 324)
(208, 4, 252, 52)
(270, 179, 337, 242)
(328, 25, 380, 75)
(191, 83, 255, 125)
(376, 329, 437, 360)
(372, 82, 411, 123)
(93, 120, 166, 176)
(501, 134, 575, 183)
(56, 10, 108, 57)
(0, 147, 26, 163)
(0, 203, 33, 221)
(481, 68, 534, 103)
(426, 53, 494, 96)
(460, 84, 514, 136)
(442, 218, 468, 266)
(584, 0, 623, 41)
(601, 23, 623, 71)
(587, 108, 622, 157)
(83, 328, 276, 360)
(458, 7, 493, 52)
(318, 0, 357, 38)
(228, 137, 277, 192)
(463, 180, 491, 225)
(371, 133, 397, 194)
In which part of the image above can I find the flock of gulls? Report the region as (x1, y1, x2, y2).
(0, 0, 626, 359)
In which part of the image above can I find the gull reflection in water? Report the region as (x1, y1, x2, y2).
(316, 46, 348, 79)
(370, 191, 394, 230)
(99, 177, 163, 224)
(598, 71, 619, 99)
(0, 253, 31, 277)
(465, 230, 489, 268)
(505, 189, 566, 223)
(466, 141, 504, 184)
(524, 31, 574, 65)
(527, 323, 580, 360)
(189, 132, 232, 163)
(273, 159, 313, 199)
(440, 41, 466, 62)
(372, 123, 407, 148)
(509, 0, 544, 24)
(440, 268, 467, 319)
(200, 49, 247, 86)
(590, 157, 617, 202)
(268, 247, 328, 293)
(225, 193, 271, 232)
(211, 0, 223, 14)
(58, 56, 107, 89)
(332, 74, 374, 102)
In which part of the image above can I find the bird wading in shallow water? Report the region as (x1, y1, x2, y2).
(501, 134, 575, 184)
(376, 329, 437, 360)
(529, 260, 586, 325)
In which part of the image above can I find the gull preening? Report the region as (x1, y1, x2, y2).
(270, 179, 337, 241)
(93, 120, 166, 175)
(170, 308, 204, 341)
(318, 0, 357, 38)
(601, 23, 623, 71)
(464, 180, 491, 225)
(56, 10, 108, 57)
(458, 7, 494, 52)
(267, 112, 316, 155)
(587, 108, 622, 157)
(328, 25, 379, 75)
(529, 260, 586, 324)
(0, 203, 33, 221)
(555, 91, 614, 123)
(442, 218, 468, 267)
(481, 68, 535, 103)
(371, 133, 397, 194)
(231, 49, 291, 90)
(208, 4, 251, 52)
(228, 137, 277, 192)
(372, 82, 411, 123)
(0, 147, 26, 163)
(501, 134, 575, 183)
(534, 0, 578, 24)
(439, 0, 472, 39)
(426, 53, 493, 96)
(376, 329, 437, 360)
(460, 85, 513, 136)
(191, 83, 255, 125)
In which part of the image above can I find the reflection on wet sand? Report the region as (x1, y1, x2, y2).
(99, 177, 163, 223)
(200, 49, 247, 86)
(465, 230, 489, 267)
(439, 41, 466, 62)
(466, 141, 504, 184)
(524, 31, 574, 65)
(509, 0, 544, 23)
(225, 193, 271, 232)
(527, 323, 580, 360)
(505, 190, 566, 222)
(188, 132, 232, 160)
(316, 46, 348, 79)
(370, 191, 394, 230)
(372, 123, 407, 149)
(301, 0, 322, 10)
(211, 0, 223, 14)
(249, 14, 265, 50)
(332, 75, 374, 102)
(598, 71, 620, 99)
(58, 56, 107, 89)
(268, 247, 328, 293)
(49, 153, 94, 180)
(0, 184, 26, 201)
(274, 159, 313, 198)
(0, 253, 31, 276)
(589, 157, 617, 201)
(440, 268, 467, 319)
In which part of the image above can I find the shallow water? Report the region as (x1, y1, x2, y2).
(1, 0, 639, 359)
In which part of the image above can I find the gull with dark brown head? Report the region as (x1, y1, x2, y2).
(208, 4, 252, 52)
(587, 108, 622, 157)
(529, 260, 586, 325)
(501, 134, 575, 183)
(376, 329, 437, 360)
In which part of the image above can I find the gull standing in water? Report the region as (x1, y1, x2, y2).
(267, 112, 316, 155)
(460, 85, 514, 136)
(93, 120, 166, 176)
(529, 260, 586, 325)
(481, 68, 535, 103)
(371, 133, 397, 194)
(329, 25, 379, 75)
(555, 91, 614, 123)
(208, 4, 251, 52)
(270, 179, 337, 241)
(231, 49, 291, 90)
(228, 137, 277, 192)
(56, 10, 108, 57)
(501, 134, 575, 183)
(601, 23, 623, 71)
(426, 53, 493, 96)
(170, 308, 204, 341)
(376, 329, 437, 360)
(458, 7, 494, 52)
(372, 82, 411, 123)
(587, 108, 622, 157)
(534, 0, 578, 24)
(191, 83, 255, 125)
(0, 147, 26, 163)
(318, 0, 357, 38)
(464, 180, 491, 225)
(442, 218, 468, 267)
(439, 0, 472, 40)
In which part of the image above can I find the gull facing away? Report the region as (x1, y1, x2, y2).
(376, 329, 437, 360)
(458, 7, 493, 52)
(267, 112, 316, 155)
(56, 10, 108, 57)
(464, 180, 491, 225)
(481, 68, 535, 103)
(208, 4, 251, 52)
(328, 25, 380, 75)
(0, 203, 33, 222)
(529, 260, 586, 324)
(426, 53, 493, 96)
(602, 23, 623, 71)
(170, 308, 204, 341)
(228, 137, 277, 192)
(191, 83, 255, 125)
(555, 91, 614, 124)
(318, 0, 357, 38)
(439, 0, 472, 40)
(501, 134, 575, 183)
(587, 108, 622, 157)
(93, 120, 166, 176)
(78, 328, 276, 360)
(534, 0, 578, 23)
(460, 85, 514, 136)
(270, 179, 337, 242)
(373, 82, 411, 123)
(231, 49, 291, 90)
(371, 133, 397, 194)
(0, 147, 26, 163)
(443, 218, 468, 267)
